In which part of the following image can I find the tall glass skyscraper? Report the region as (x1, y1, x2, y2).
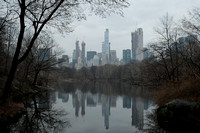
(81, 41, 86, 66)
(75, 40, 80, 61)
(87, 51, 97, 61)
(123, 49, 131, 64)
(102, 29, 110, 63)
(131, 28, 143, 61)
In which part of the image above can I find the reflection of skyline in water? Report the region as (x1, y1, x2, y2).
(7, 82, 153, 133)
(57, 89, 152, 131)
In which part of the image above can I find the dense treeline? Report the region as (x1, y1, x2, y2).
(60, 64, 138, 82)
(59, 61, 156, 85)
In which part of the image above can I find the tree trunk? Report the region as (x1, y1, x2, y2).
(32, 71, 40, 86)
(2, 1, 26, 101)
(2, 57, 19, 101)
(32, 96, 39, 113)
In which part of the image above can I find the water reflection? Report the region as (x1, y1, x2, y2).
(56, 81, 154, 132)
(132, 97, 144, 130)
(9, 90, 70, 133)
(72, 90, 86, 117)
(102, 95, 111, 129)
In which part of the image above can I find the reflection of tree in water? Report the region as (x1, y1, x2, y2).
(9, 91, 70, 133)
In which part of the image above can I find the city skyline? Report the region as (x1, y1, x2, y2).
(53, 0, 200, 59)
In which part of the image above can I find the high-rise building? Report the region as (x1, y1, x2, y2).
(72, 49, 77, 67)
(87, 51, 97, 62)
(102, 54, 108, 65)
(76, 56, 83, 69)
(81, 41, 86, 66)
(58, 55, 69, 68)
(131, 28, 143, 61)
(102, 29, 110, 63)
(143, 48, 154, 60)
(93, 55, 100, 66)
(75, 40, 80, 61)
(97, 53, 102, 65)
(72, 40, 82, 68)
(176, 35, 198, 52)
(110, 50, 117, 64)
(39, 48, 52, 62)
(123, 49, 131, 64)
(62, 55, 69, 62)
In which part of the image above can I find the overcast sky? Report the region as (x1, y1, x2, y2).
(53, 0, 200, 60)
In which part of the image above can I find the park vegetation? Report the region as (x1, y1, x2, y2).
(0, 0, 130, 127)
(0, 1, 200, 130)
(0, 0, 129, 102)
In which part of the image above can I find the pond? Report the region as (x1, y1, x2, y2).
(9, 81, 155, 133)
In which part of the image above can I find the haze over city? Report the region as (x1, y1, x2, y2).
(54, 0, 200, 59)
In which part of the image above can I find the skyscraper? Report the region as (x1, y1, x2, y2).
(102, 29, 110, 64)
(58, 55, 69, 68)
(123, 49, 131, 64)
(75, 40, 80, 61)
(131, 28, 143, 61)
(72, 49, 77, 67)
(93, 55, 100, 66)
(110, 50, 117, 64)
(81, 41, 86, 66)
(87, 51, 97, 61)
(39, 48, 52, 62)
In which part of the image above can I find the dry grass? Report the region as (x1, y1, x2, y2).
(154, 78, 200, 106)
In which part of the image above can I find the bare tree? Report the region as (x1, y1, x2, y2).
(4, 22, 18, 74)
(150, 13, 181, 81)
(181, 8, 200, 40)
(0, 17, 17, 75)
(18, 33, 64, 86)
(1, 0, 129, 100)
(180, 8, 200, 79)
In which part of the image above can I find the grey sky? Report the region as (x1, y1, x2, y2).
(53, 0, 200, 60)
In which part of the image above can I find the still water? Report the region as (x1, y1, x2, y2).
(53, 82, 154, 133)
(9, 82, 154, 133)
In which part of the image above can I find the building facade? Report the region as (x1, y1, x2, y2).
(102, 29, 110, 63)
(39, 48, 52, 62)
(131, 28, 143, 61)
(123, 49, 131, 64)
(81, 41, 86, 66)
(110, 50, 117, 64)
(75, 40, 80, 61)
(58, 55, 69, 68)
(87, 51, 97, 62)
